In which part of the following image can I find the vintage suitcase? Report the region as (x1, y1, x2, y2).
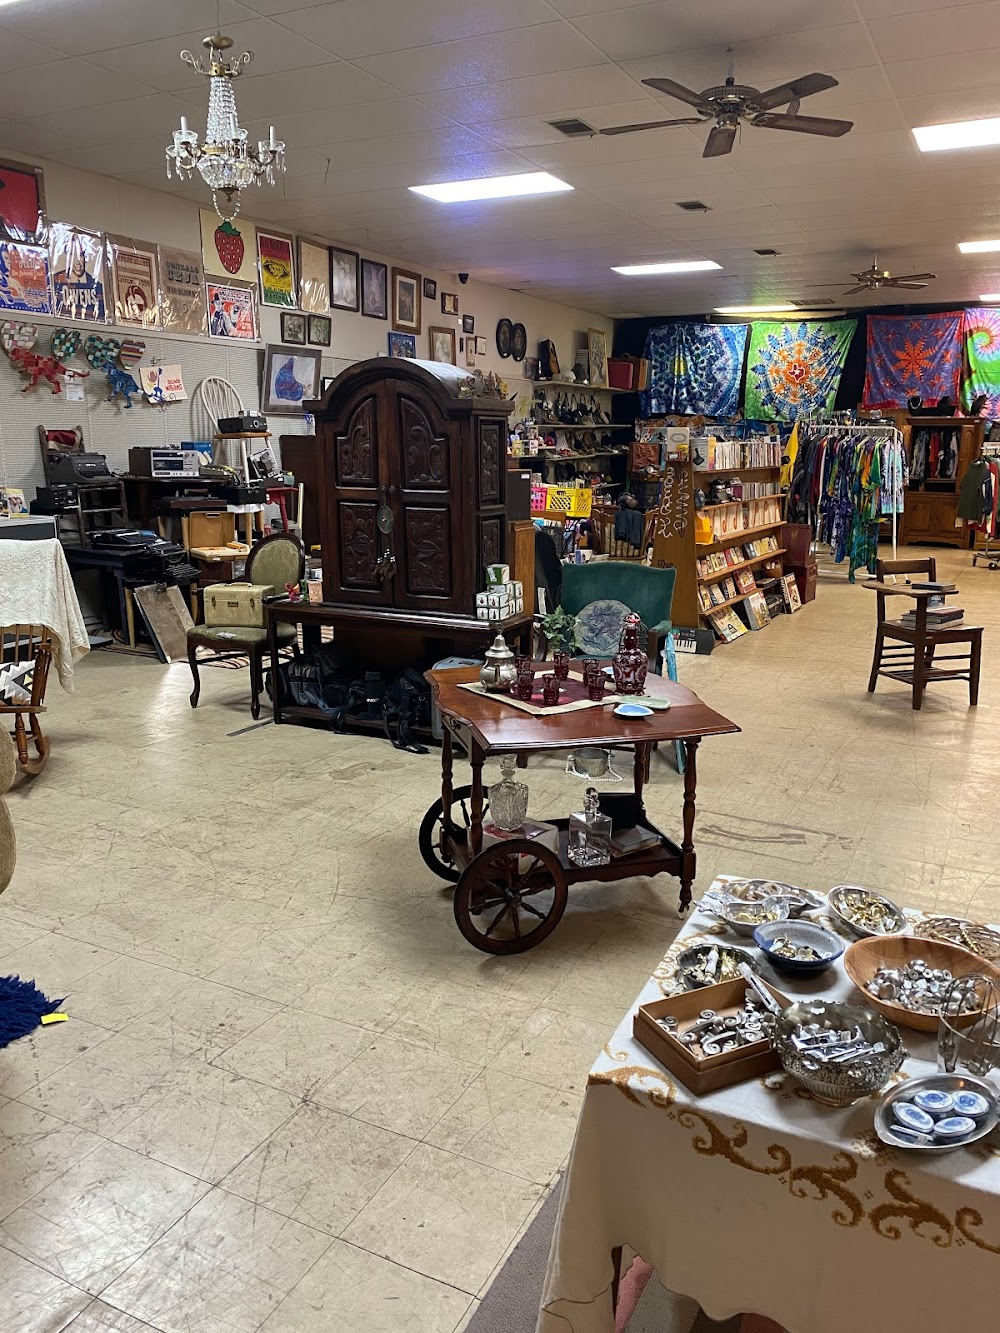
(203, 582, 274, 628)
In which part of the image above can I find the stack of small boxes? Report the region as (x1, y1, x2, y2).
(475, 564, 525, 622)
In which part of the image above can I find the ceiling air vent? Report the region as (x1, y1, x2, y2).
(548, 118, 595, 137)
(676, 200, 710, 212)
(754, 248, 780, 256)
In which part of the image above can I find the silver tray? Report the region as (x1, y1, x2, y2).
(828, 884, 906, 938)
(875, 1073, 1000, 1154)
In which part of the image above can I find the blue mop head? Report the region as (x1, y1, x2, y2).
(0, 974, 65, 1049)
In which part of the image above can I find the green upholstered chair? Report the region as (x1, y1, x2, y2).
(560, 562, 676, 674)
(187, 533, 304, 719)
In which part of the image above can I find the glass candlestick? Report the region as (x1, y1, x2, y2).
(568, 787, 612, 866)
(489, 754, 529, 832)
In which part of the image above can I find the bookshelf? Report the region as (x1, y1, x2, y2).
(650, 438, 787, 641)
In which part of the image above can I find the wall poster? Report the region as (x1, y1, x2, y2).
(200, 208, 257, 285)
(257, 229, 295, 307)
(206, 281, 257, 340)
(0, 240, 52, 313)
(158, 245, 206, 336)
(50, 223, 106, 322)
(109, 235, 160, 328)
(298, 238, 329, 314)
(0, 158, 46, 243)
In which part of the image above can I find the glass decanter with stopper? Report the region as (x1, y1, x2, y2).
(568, 787, 612, 867)
(489, 754, 529, 832)
(612, 612, 648, 695)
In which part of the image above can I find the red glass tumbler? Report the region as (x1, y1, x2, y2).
(552, 651, 570, 680)
(542, 674, 560, 706)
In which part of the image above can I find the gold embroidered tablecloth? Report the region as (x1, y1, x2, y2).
(537, 877, 1000, 1333)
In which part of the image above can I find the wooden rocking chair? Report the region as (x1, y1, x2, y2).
(0, 625, 52, 777)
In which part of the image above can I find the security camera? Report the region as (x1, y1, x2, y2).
(458, 272, 469, 285)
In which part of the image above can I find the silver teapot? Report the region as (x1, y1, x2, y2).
(480, 633, 517, 693)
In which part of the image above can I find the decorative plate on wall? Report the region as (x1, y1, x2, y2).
(511, 322, 527, 362)
(495, 318, 513, 358)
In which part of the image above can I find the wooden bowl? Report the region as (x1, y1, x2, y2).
(843, 935, 1000, 1033)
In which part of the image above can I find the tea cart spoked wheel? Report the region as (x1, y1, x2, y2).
(454, 841, 568, 955)
(419, 785, 489, 883)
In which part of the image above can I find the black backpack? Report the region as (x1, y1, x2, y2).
(382, 667, 431, 754)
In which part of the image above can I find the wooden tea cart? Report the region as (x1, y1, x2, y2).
(421, 665, 739, 953)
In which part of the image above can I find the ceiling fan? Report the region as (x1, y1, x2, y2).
(812, 254, 937, 296)
(600, 68, 853, 158)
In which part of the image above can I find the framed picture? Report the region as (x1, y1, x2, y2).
(462, 314, 475, 334)
(298, 238, 329, 313)
(206, 282, 257, 340)
(423, 277, 437, 299)
(0, 241, 51, 314)
(200, 209, 257, 285)
(0, 157, 46, 244)
(50, 223, 106, 322)
(465, 336, 477, 368)
(158, 245, 205, 335)
(308, 313, 331, 347)
(441, 291, 458, 315)
(388, 331, 416, 358)
(476, 335, 487, 355)
(109, 235, 159, 328)
(361, 258, 387, 319)
(321, 376, 335, 395)
(281, 310, 306, 344)
(523, 355, 539, 381)
(429, 325, 456, 364)
(257, 228, 295, 308)
(329, 245, 359, 311)
(588, 327, 609, 388)
(262, 344, 322, 414)
(392, 267, 422, 333)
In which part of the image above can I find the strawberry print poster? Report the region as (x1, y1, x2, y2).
(200, 208, 257, 285)
(0, 240, 52, 313)
(50, 223, 106, 322)
(158, 245, 206, 336)
(257, 229, 295, 307)
(207, 282, 257, 341)
(109, 237, 159, 328)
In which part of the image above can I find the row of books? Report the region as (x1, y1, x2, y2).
(734, 481, 783, 500)
(698, 568, 760, 610)
(703, 496, 783, 542)
(705, 575, 801, 641)
(693, 437, 783, 471)
(696, 534, 781, 578)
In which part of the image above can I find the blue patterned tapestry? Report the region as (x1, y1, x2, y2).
(863, 311, 963, 409)
(745, 319, 856, 421)
(640, 321, 749, 417)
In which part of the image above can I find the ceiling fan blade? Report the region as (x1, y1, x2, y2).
(599, 117, 705, 136)
(754, 73, 839, 111)
(841, 285, 869, 295)
(887, 273, 936, 283)
(703, 123, 738, 157)
(642, 77, 709, 109)
(753, 112, 853, 137)
(887, 281, 930, 290)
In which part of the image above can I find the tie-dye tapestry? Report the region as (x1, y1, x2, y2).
(863, 311, 963, 409)
(640, 321, 749, 417)
(744, 319, 856, 421)
(962, 307, 1000, 415)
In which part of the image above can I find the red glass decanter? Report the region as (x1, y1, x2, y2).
(612, 612, 648, 695)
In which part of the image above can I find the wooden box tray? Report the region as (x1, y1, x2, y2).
(633, 976, 788, 1095)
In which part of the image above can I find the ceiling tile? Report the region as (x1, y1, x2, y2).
(23, 93, 198, 147)
(232, 62, 399, 118)
(0, 28, 62, 73)
(885, 53, 999, 100)
(265, 100, 453, 150)
(355, 24, 607, 95)
(277, 0, 554, 58)
(0, 59, 149, 119)
(899, 89, 1000, 127)
(867, 1, 1000, 62)
(0, 0, 256, 56)
(323, 126, 502, 171)
(0, 121, 89, 158)
(88, 17, 334, 91)
(420, 65, 645, 121)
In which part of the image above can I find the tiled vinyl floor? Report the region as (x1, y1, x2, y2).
(1, 545, 998, 1331)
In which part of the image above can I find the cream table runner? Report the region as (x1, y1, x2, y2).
(537, 877, 1000, 1333)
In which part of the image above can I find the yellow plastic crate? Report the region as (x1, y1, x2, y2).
(544, 486, 593, 518)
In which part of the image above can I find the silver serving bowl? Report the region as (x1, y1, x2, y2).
(875, 1074, 1000, 1154)
(723, 878, 826, 918)
(773, 999, 905, 1106)
(714, 894, 790, 938)
(828, 884, 906, 938)
(674, 943, 760, 990)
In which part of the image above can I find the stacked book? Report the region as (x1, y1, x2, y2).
(900, 581, 962, 628)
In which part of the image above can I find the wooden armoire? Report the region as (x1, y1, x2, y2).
(900, 415, 985, 547)
(295, 358, 514, 613)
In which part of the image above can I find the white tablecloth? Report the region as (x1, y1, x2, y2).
(537, 879, 1000, 1333)
(0, 538, 88, 690)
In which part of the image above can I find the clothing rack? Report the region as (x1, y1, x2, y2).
(789, 421, 906, 580)
(970, 442, 1000, 568)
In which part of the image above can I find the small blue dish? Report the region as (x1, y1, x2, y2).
(614, 703, 653, 718)
(752, 920, 844, 976)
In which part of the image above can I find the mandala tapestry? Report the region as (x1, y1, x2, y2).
(962, 307, 1000, 415)
(640, 321, 749, 417)
(745, 319, 856, 421)
(863, 311, 963, 409)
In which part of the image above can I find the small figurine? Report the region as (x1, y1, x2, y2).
(104, 360, 141, 408)
(285, 580, 302, 603)
(8, 346, 70, 394)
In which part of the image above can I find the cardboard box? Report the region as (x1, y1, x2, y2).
(633, 976, 787, 1095)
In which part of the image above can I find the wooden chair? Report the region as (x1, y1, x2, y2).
(187, 533, 304, 719)
(865, 557, 982, 711)
(0, 625, 53, 777)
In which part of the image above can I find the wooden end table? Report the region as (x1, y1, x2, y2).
(423, 666, 739, 953)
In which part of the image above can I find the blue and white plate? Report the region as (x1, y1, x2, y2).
(614, 702, 652, 718)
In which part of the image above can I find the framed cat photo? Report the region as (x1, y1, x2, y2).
(361, 258, 387, 320)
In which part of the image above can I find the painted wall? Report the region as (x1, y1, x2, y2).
(0, 152, 612, 494)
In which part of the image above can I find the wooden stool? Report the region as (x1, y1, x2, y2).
(865, 557, 982, 711)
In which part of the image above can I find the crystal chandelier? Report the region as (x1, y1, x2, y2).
(165, 33, 285, 221)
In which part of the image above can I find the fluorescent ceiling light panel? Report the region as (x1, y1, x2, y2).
(714, 303, 797, 314)
(408, 172, 572, 202)
(959, 239, 1000, 253)
(980, 294, 1000, 301)
(611, 260, 721, 276)
(913, 118, 1000, 152)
